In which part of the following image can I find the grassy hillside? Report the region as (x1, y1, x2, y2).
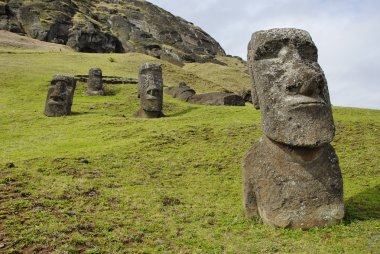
(0, 46, 379, 253)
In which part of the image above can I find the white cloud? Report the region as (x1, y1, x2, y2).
(149, 0, 380, 109)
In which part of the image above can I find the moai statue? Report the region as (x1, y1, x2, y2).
(243, 28, 344, 229)
(86, 68, 104, 96)
(135, 63, 164, 118)
(44, 75, 76, 117)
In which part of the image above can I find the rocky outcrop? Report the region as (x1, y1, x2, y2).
(0, 0, 226, 62)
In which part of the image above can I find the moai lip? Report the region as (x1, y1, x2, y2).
(243, 28, 344, 229)
(44, 75, 76, 117)
(86, 68, 105, 96)
(135, 63, 164, 118)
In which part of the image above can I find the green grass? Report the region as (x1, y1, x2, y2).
(0, 49, 379, 253)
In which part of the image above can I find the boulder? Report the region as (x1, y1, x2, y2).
(165, 82, 196, 101)
(188, 92, 245, 106)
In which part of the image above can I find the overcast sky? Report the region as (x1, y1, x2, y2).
(149, 0, 380, 110)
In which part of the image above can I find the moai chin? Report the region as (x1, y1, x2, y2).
(44, 75, 76, 117)
(243, 28, 344, 229)
(86, 68, 104, 96)
(135, 63, 164, 118)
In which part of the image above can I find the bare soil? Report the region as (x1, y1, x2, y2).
(0, 30, 73, 52)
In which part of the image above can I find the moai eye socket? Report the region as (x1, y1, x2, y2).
(298, 42, 318, 62)
(286, 82, 302, 95)
(254, 39, 288, 60)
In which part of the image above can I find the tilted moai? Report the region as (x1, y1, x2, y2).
(44, 75, 76, 117)
(135, 63, 164, 118)
(243, 28, 344, 229)
(86, 68, 104, 96)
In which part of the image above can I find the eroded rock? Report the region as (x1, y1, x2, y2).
(188, 92, 245, 106)
(165, 82, 196, 101)
(1, 0, 225, 62)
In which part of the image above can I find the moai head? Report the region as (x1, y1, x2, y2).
(86, 68, 104, 96)
(44, 75, 76, 117)
(138, 63, 163, 112)
(247, 28, 335, 147)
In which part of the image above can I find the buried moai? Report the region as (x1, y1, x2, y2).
(243, 28, 344, 229)
(86, 68, 104, 96)
(44, 75, 76, 117)
(135, 63, 164, 118)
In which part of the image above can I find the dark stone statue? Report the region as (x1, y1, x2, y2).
(243, 28, 344, 229)
(86, 68, 104, 96)
(44, 75, 76, 117)
(135, 63, 164, 118)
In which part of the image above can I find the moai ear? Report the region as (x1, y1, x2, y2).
(247, 40, 260, 110)
(250, 79, 260, 110)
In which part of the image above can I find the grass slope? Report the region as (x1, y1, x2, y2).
(0, 48, 379, 253)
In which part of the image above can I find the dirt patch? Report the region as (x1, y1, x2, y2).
(0, 30, 73, 52)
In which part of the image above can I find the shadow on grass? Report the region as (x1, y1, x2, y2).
(70, 111, 95, 116)
(344, 184, 380, 223)
(104, 89, 119, 96)
(167, 106, 198, 117)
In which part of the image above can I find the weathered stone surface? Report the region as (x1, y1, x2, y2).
(243, 136, 344, 229)
(67, 16, 124, 53)
(237, 89, 252, 103)
(135, 63, 164, 118)
(243, 28, 344, 229)
(0, 2, 7, 16)
(187, 92, 245, 106)
(165, 82, 196, 101)
(44, 75, 76, 117)
(1, 0, 225, 62)
(247, 28, 335, 147)
(86, 68, 104, 96)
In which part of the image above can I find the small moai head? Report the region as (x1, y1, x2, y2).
(247, 28, 335, 147)
(44, 75, 76, 116)
(138, 63, 163, 112)
(86, 68, 104, 95)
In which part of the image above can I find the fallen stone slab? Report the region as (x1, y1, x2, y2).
(188, 92, 245, 106)
(165, 82, 196, 101)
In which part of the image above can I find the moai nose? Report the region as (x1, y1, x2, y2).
(299, 74, 324, 97)
(147, 88, 159, 97)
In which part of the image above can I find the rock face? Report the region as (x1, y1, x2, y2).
(86, 68, 104, 96)
(44, 75, 76, 117)
(0, 0, 225, 62)
(243, 28, 344, 229)
(135, 63, 164, 118)
(188, 92, 245, 106)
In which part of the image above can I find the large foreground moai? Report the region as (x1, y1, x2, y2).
(243, 28, 344, 229)
(86, 68, 104, 96)
(44, 75, 76, 117)
(135, 63, 164, 118)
